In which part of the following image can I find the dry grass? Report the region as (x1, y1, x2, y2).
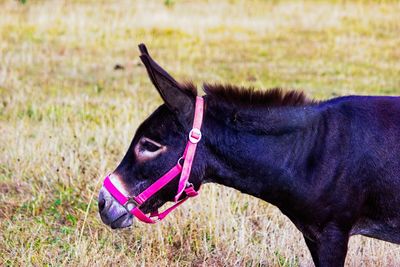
(1, 0, 400, 266)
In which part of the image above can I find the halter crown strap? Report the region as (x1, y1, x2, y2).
(103, 96, 204, 224)
(175, 96, 204, 201)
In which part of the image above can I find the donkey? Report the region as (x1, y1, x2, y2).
(98, 44, 400, 266)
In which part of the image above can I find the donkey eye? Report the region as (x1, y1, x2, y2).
(135, 137, 166, 162)
(141, 140, 161, 152)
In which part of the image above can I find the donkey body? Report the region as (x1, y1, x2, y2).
(99, 45, 400, 266)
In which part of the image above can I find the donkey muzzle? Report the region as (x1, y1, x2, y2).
(98, 186, 133, 229)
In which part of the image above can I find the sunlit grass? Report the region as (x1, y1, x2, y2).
(1, 0, 399, 266)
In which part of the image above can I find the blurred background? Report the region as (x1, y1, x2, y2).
(1, 0, 399, 266)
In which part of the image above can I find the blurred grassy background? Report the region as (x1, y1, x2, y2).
(1, 0, 399, 266)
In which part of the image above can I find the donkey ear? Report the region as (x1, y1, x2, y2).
(138, 44, 195, 126)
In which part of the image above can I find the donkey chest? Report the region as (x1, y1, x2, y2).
(292, 222, 322, 241)
(278, 208, 324, 242)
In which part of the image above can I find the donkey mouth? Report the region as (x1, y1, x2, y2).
(110, 213, 133, 229)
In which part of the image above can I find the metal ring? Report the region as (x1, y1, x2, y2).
(123, 197, 140, 212)
(177, 157, 184, 166)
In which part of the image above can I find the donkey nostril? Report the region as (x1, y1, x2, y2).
(98, 198, 106, 212)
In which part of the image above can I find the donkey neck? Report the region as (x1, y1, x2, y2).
(201, 99, 321, 209)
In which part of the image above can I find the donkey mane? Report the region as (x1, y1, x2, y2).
(203, 83, 317, 107)
(181, 82, 317, 108)
(179, 81, 198, 96)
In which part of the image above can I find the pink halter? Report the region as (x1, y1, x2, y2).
(103, 96, 204, 224)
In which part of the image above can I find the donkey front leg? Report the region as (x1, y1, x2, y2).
(304, 224, 350, 267)
(304, 236, 319, 265)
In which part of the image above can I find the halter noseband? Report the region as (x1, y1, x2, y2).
(103, 96, 204, 224)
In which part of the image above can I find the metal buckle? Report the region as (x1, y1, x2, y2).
(123, 197, 140, 211)
(188, 128, 202, 143)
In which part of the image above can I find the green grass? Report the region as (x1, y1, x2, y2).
(1, 0, 399, 266)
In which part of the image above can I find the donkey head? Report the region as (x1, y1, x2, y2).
(98, 45, 204, 229)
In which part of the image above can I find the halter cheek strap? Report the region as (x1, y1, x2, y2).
(103, 96, 204, 224)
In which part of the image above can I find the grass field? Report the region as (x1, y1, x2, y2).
(1, 0, 400, 266)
